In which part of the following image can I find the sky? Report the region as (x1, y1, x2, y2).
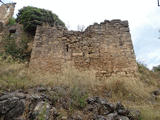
(1, 0, 160, 69)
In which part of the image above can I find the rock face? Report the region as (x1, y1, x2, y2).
(30, 19, 138, 77)
(0, 3, 16, 25)
(0, 88, 140, 120)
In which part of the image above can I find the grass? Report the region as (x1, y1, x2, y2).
(29, 64, 98, 90)
(0, 56, 30, 91)
(140, 106, 160, 120)
(0, 57, 160, 119)
(102, 76, 152, 101)
(126, 104, 160, 120)
(138, 62, 160, 87)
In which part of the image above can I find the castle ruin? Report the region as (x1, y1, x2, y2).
(0, 3, 138, 77)
(30, 20, 138, 77)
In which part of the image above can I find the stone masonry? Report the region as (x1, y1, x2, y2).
(30, 19, 138, 77)
(0, 3, 16, 52)
(0, 3, 16, 25)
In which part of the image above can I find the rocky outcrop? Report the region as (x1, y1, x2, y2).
(0, 87, 140, 120)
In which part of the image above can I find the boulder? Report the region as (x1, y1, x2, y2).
(0, 92, 25, 120)
(30, 101, 51, 120)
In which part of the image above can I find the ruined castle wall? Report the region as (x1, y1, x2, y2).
(30, 20, 138, 77)
(0, 3, 16, 53)
(0, 3, 16, 25)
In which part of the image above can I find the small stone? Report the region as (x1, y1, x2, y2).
(31, 101, 51, 120)
(117, 109, 129, 116)
(105, 103, 115, 113)
(116, 101, 125, 110)
(36, 87, 47, 92)
(96, 115, 107, 120)
(61, 116, 67, 120)
(116, 115, 130, 120)
(87, 97, 95, 104)
(0, 92, 25, 101)
(106, 112, 118, 120)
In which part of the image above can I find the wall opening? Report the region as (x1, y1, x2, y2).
(66, 44, 69, 52)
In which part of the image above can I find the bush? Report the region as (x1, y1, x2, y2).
(16, 6, 65, 35)
(2, 33, 31, 61)
(7, 17, 16, 26)
(153, 65, 160, 72)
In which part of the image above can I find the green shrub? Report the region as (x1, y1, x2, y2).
(16, 6, 65, 35)
(7, 17, 16, 26)
(70, 87, 88, 109)
(2, 33, 31, 61)
(153, 65, 160, 72)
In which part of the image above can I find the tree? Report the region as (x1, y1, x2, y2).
(16, 6, 65, 35)
(77, 25, 85, 32)
(153, 65, 160, 72)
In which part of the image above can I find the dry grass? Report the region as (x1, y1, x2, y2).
(0, 59, 159, 99)
(0, 58, 160, 119)
(126, 104, 160, 120)
(102, 76, 153, 101)
(138, 63, 160, 87)
(0, 59, 99, 91)
(29, 64, 99, 89)
(0, 56, 30, 91)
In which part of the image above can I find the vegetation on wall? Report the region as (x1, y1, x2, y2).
(16, 6, 65, 35)
(7, 17, 16, 26)
(1, 33, 32, 61)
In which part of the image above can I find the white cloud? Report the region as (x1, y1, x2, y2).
(138, 49, 160, 69)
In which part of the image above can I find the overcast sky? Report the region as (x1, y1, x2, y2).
(2, 0, 160, 69)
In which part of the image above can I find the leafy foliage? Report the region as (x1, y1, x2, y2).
(16, 6, 65, 35)
(153, 65, 160, 72)
(2, 33, 32, 61)
(7, 17, 16, 26)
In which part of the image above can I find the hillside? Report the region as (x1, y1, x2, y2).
(0, 57, 160, 120)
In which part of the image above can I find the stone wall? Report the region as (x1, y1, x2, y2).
(0, 3, 16, 25)
(30, 19, 138, 77)
(0, 3, 16, 53)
